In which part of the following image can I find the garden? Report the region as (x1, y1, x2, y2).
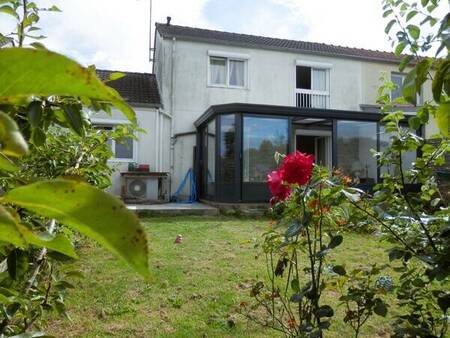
(0, 0, 448, 337)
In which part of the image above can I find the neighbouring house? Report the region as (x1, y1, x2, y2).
(91, 70, 171, 197)
(98, 18, 439, 204)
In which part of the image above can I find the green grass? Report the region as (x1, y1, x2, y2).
(44, 216, 395, 337)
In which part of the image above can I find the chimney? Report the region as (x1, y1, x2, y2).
(166, 16, 171, 26)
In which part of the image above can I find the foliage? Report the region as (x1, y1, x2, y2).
(382, 0, 449, 137)
(0, 0, 149, 335)
(330, 264, 392, 338)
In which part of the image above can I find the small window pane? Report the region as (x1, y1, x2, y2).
(115, 137, 133, 159)
(210, 57, 227, 85)
(312, 68, 327, 91)
(243, 117, 288, 182)
(296, 66, 311, 89)
(229, 60, 245, 87)
(391, 73, 404, 100)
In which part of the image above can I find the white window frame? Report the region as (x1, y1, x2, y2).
(91, 118, 137, 163)
(295, 60, 332, 108)
(207, 50, 250, 89)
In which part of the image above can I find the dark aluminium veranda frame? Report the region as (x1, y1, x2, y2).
(194, 103, 420, 204)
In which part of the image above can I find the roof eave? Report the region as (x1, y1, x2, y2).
(157, 31, 403, 65)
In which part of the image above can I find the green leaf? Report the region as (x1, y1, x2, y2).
(0, 48, 136, 124)
(7, 249, 28, 280)
(0, 206, 26, 247)
(435, 103, 449, 137)
(0, 111, 29, 157)
(402, 68, 418, 104)
(399, 55, 414, 72)
(30, 127, 46, 146)
(415, 59, 432, 91)
(407, 25, 420, 39)
(385, 19, 396, 34)
(316, 305, 334, 318)
(374, 301, 388, 317)
(3, 179, 149, 278)
(48, 5, 61, 12)
(27, 101, 43, 128)
(285, 222, 303, 238)
(406, 10, 418, 22)
(29, 42, 46, 50)
(395, 41, 407, 56)
(332, 265, 346, 276)
(0, 5, 19, 19)
(389, 248, 405, 261)
(383, 9, 393, 18)
(432, 59, 450, 103)
(0, 153, 18, 172)
(291, 278, 300, 292)
(19, 225, 78, 259)
(108, 72, 125, 81)
(62, 104, 84, 136)
(421, 0, 429, 6)
(328, 235, 343, 249)
(408, 116, 421, 130)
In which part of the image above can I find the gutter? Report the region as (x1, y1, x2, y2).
(169, 36, 177, 193)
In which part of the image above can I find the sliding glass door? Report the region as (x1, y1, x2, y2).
(242, 116, 289, 201)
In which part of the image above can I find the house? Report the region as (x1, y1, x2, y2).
(91, 70, 171, 196)
(97, 19, 437, 204)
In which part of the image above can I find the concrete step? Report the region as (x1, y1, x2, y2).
(127, 202, 219, 217)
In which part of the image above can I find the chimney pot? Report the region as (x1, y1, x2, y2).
(166, 16, 172, 25)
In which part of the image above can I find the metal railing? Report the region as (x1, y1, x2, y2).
(295, 89, 330, 109)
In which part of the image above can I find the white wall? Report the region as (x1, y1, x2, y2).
(91, 106, 171, 196)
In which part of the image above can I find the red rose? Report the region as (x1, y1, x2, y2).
(267, 170, 291, 202)
(279, 151, 314, 186)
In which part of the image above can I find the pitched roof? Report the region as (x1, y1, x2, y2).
(96, 69, 161, 107)
(156, 23, 401, 64)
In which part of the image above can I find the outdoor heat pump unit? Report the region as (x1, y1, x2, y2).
(121, 172, 169, 204)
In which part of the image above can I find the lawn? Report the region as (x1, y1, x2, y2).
(44, 216, 395, 337)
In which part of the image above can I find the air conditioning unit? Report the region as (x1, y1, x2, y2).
(121, 172, 169, 204)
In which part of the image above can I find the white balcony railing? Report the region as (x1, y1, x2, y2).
(295, 89, 330, 109)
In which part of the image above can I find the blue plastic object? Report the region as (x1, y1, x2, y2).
(171, 168, 197, 203)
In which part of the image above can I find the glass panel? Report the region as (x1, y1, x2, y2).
(379, 125, 416, 177)
(391, 73, 404, 100)
(207, 119, 216, 195)
(312, 68, 327, 91)
(115, 137, 133, 159)
(243, 117, 288, 183)
(296, 66, 311, 89)
(220, 115, 236, 183)
(210, 57, 227, 85)
(229, 60, 245, 87)
(337, 121, 377, 184)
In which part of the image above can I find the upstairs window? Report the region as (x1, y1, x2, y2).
(296, 66, 328, 92)
(295, 62, 330, 108)
(208, 53, 247, 88)
(391, 72, 422, 106)
(391, 72, 405, 101)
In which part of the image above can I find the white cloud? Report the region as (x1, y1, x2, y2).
(0, 0, 446, 72)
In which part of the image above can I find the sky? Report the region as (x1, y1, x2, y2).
(0, 0, 445, 72)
